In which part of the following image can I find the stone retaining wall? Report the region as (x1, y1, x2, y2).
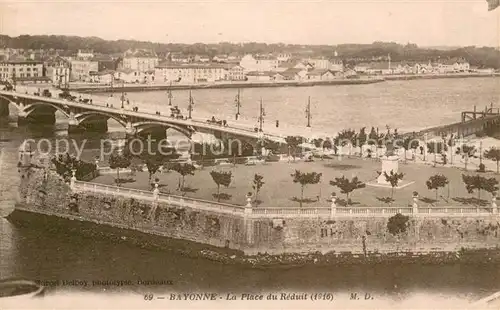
(16, 166, 500, 256)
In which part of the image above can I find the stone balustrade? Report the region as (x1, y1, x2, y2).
(71, 181, 500, 219)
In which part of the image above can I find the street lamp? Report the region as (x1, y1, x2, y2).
(258, 98, 265, 132)
(167, 81, 173, 106)
(187, 90, 194, 119)
(234, 88, 241, 120)
(120, 81, 126, 109)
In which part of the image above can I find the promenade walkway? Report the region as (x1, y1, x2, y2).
(72, 180, 498, 219)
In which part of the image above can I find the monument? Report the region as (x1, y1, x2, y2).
(377, 142, 399, 185)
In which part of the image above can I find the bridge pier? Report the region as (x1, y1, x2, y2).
(0, 98, 9, 118)
(17, 111, 56, 126)
(138, 128, 167, 142)
(125, 121, 137, 139)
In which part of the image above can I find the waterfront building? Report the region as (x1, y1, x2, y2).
(44, 56, 71, 87)
(365, 62, 393, 75)
(89, 70, 115, 84)
(239, 54, 279, 73)
(329, 56, 344, 72)
(94, 54, 119, 72)
(120, 49, 159, 72)
(245, 71, 277, 81)
(70, 59, 99, 81)
(308, 57, 344, 71)
(115, 68, 153, 84)
(414, 62, 434, 74)
(305, 69, 338, 80)
(0, 60, 45, 82)
(276, 60, 312, 72)
(434, 58, 470, 74)
(223, 64, 245, 81)
(279, 68, 308, 80)
(154, 64, 226, 83)
(343, 68, 358, 77)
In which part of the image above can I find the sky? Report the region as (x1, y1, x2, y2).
(0, 0, 499, 47)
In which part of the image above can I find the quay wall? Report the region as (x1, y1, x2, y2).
(71, 78, 384, 93)
(11, 167, 500, 258)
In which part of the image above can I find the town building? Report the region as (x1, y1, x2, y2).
(154, 64, 226, 83)
(306, 69, 338, 80)
(70, 59, 99, 81)
(89, 70, 114, 84)
(276, 53, 292, 63)
(279, 68, 308, 80)
(120, 49, 159, 72)
(193, 55, 211, 63)
(245, 71, 277, 82)
(44, 56, 71, 87)
(239, 54, 279, 73)
(171, 53, 191, 64)
(276, 60, 312, 72)
(308, 57, 344, 72)
(223, 64, 245, 81)
(77, 49, 94, 59)
(0, 61, 45, 82)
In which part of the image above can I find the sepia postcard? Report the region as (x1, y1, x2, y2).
(0, 0, 500, 309)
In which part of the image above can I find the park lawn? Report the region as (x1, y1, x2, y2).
(92, 156, 500, 209)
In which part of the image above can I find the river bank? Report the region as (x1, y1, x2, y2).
(70, 78, 385, 93)
(384, 72, 499, 81)
(66, 73, 500, 93)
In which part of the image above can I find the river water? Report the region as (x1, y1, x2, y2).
(0, 78, 500, 300)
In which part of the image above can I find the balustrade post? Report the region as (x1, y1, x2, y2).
(330, 192, 337, 218)
(244, 192, 253, 216)
(150, 183, 159, 220)
(70, 169, 77, 190)
(412, 191, 419, 214)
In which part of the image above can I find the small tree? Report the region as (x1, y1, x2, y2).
(109, 152, 131, 186)
(171, 163, 196, 191)
(284, 136, 302, 161)
(290, 170, 322, 207)
(383, 170, 404, 198)
(143, 154, 164, 183)
(461, 174, 498, 200)
(357, 127, 367, 157)
(252, 174, 265, 203)
(387, 213, 410, 236)
(427, 141, 447, 167)
(329, 176, 366, 204)
(400, 135, 418, 163)
(210, 170, 232, 202)
(426, 174, 449, 201)
(457, 144, 476, 170)
(484, 147, 500, 174)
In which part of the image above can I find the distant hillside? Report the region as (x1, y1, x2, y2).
(0, 35, 499, 68)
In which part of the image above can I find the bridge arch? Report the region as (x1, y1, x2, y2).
(133, 121, 194, 138)
(22, 101, 71, 118)
(75, 111, 128, 128)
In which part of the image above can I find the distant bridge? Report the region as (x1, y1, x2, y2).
(0, 90, 284, 144)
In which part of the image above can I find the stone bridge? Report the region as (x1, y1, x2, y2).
(0, 90, 283, 145)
